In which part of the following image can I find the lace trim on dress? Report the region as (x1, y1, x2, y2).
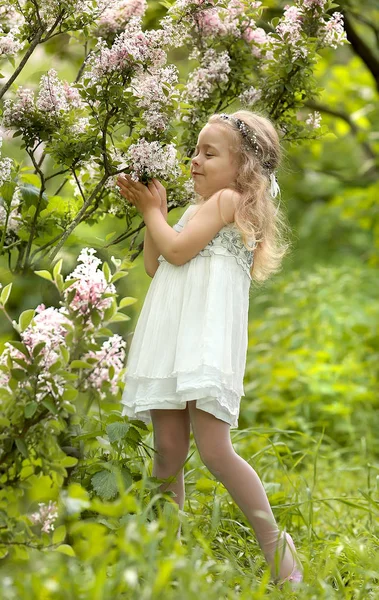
(158, 221, 255, 279)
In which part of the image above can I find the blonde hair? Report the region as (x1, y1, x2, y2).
(194, 109, 293, 284)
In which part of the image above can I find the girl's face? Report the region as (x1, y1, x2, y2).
(190, 123, 239, 199)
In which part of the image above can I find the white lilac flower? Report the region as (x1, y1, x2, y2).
(243, 26, 268, 58)
(183, 48, 231, 104)
(122, 139, 180, 182)
(1, 87, 35, 131)
(86, 16, 167, 83)
(0, 25, 25, 56)
(22, 304, 71, 369)
(195, 7, 227, 37)
(302, 0, 327, 8)
(81, 334, 126, 397)
(0, 185, 22, 234)
(0, 156, 13, 187)
(95, 0, 148, 37)
(306, 111, 322, 129)
(319, 12, 347, 49)
(130, 65, 179, 133)
(275, 5, 308, 59)
(29, 501, 59, 533)
(64, 247, 116, 316)
(36, 69, 84, 115)
(239, 85, 262, 107)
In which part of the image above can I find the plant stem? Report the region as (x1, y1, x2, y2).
(0, 25, 46, 100)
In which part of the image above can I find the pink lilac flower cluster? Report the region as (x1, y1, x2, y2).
(95, 0, 147, 37)
(82, 334, 126, 397)
(302, 0, 327, 8)
(243, 26, 268, 58)
(2, 72, 83, 133)
(120, 139, 180, 182)
(306, 111, 322, 128)
(22, 304, 71, 369)
(0, 185, 22, 235)
(64, 247, 116, 316)
(0, 25, 24, 57)
(276, 5, 307, 59)
(183, 48, 231, 105)
(36, 69, 84, 115)
(0, 304, 69, 397)
(2, 87, 35, 132)
(319, 12, 346, 49)
(29, 500, 59, 533)
(86, 16, 167, 84)
(239, 85, 262, 107)
(0, 136, 13, 187)
(130, 64, 179, 134)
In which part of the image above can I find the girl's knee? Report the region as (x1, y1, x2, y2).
(198, 446, 236, 478)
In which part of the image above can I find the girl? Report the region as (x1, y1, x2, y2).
(116, 110, 303, 588)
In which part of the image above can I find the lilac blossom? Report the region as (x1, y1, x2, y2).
(319, 12, 346, 49)
(95, 0, 147, 37)
(239, 85, 262, 107)
(81, 334, 126, 397)
(306, 111, 322, 129)
(183, 48, 231, 105)
(130, 65, 179, 133)
(243, 26, 269, 58)
(29, 501, 59, 533)
(85, 16, 167, 83)
(22, 305, 71, 369)
(195, 7, 227, 37)
(0, 185, 22, 234)
(0, 25, 24, 57)
(120, 138, 180, 182)
(275, 5, 308, 59)
(64, 247, 116, 316)
(36, 69, 84, 115)
(302, 0, 327, 8)
(2, 87, 35, 132)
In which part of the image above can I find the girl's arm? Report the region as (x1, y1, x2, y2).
(144, 204, 167, 277)
(144, 180, 168, 277)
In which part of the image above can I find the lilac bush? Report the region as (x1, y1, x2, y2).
(0, 0, 347, 271)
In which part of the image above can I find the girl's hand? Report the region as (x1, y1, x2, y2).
(116, 174, 161, 214)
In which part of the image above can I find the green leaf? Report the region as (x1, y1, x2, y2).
(109, 313, 131, 322)
(106, 421, 130, 443)
(102, 261, 111, 282)
(119, 296, 137, 308)
(61, 456, 78, 467)
(111, 271, 129, 283)
(52, 525, 66, 545)
(53, 259, 63, 279)
(0, 283, 12, 306)
(15, 438, 29, 458)
(35, 270, 53, 282)
(63, 278, 79, 291)
(91, 470, 119, 500)
(24, 402, 38, 419)
(8, 341, 30, 357)
(41, 397, 59, 415)
(70, 360, 93, 369)
(55, 544, 75, 557)
(19, 309, 35, 332)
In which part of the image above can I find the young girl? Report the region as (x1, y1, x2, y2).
(116, 110, 303, 588)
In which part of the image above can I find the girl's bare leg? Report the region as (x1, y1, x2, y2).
(187, 400, 299, 581)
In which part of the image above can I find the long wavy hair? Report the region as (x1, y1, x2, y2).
(193, 109, 293, 284)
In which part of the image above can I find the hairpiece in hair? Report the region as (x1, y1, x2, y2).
(218, 113, 281, 207)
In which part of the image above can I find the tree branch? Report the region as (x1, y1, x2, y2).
(303, 99, 378, 174)
(341, 10, 379, 92)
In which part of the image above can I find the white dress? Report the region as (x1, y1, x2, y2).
(120, 204, 256, 429)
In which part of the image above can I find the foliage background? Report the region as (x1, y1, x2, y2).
(0, 0, 378, 597)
